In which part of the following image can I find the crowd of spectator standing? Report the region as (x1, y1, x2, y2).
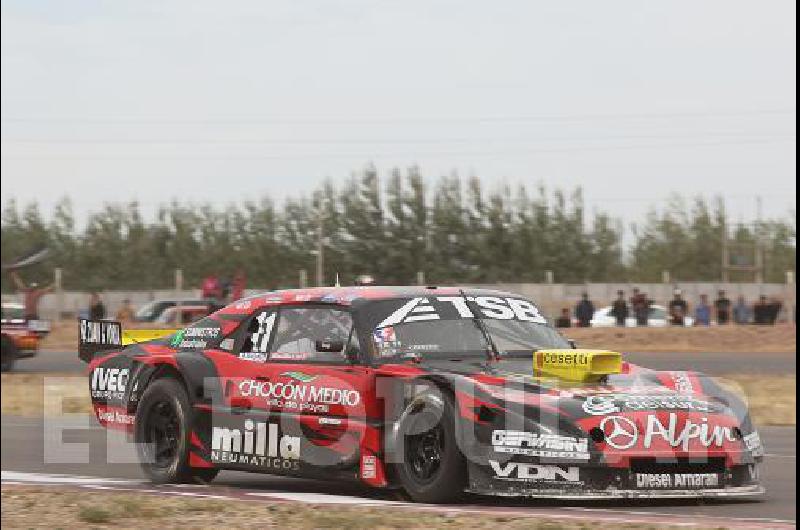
(556, 288, 786, 328)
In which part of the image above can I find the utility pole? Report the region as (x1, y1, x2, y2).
(315, 205, 324, 287)
(721, 216, 729, 282)
(755, 196, 764, 284)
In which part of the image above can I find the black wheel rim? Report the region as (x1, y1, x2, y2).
(144, 399, 180, 468)
(405, 414, 444, 483)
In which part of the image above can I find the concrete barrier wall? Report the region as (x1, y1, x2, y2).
(3, 282, 795, 322)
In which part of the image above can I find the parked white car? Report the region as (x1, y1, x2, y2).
(590, 304, 694, 327)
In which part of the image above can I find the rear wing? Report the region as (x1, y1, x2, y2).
(78, 319, 178, 363)
(79, 319, 122, 363)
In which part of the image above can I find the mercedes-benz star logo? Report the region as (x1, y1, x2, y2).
(599, 416, 638, 449)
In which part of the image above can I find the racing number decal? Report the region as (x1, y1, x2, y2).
(251, 312, 276, 353)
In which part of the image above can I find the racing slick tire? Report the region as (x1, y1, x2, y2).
(1, 335, 17, 372)
(393, 388, 467, 503)
(135, 377, 219, 484)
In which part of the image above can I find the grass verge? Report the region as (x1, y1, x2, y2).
(1, 485, 694, 529)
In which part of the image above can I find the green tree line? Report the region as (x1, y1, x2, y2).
(1, 167, 795, 291)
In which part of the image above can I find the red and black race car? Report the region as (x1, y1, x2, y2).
(79, 287, 764, 502)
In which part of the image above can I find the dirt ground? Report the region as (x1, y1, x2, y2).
(563, 324, 796, 353)
(41, 320, 796, 353)
(2, 372, 794, 425)
(0, 485, 687, 529)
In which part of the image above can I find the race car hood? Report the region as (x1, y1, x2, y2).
(392, 355, 757, 461)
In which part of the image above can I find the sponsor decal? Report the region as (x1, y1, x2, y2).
(80, 320, 121, 346)
(671, 372, 694, 395)
(489, 460, 580, 483)
(361, 455, 377, 479)
(374, 326, 402, 357)
(599, 415, 638, 449)
(600, 413, 738, 451)
(541, 352, 590, 366)
(377, 296, 547, 328)
(239, 350, 268, 362)
(280, 371, 318, 383)
(583, 396, 621, 415)
(170, 327, 220, 349)
(492, 430, 590, 460)
(238, 378, 361, 413)
(90, 368, 129, 400)
(211, 419, 300, 470)
(743, 431, 765, 457)
(582, 394, 715, 416)
(97, 409, 135, 425)
(270, 351, 309, 361)
(635, 473, 720, 489)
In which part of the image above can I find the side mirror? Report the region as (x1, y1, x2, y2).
(568, 339, 577, 349)
(315, 339, 344, 353)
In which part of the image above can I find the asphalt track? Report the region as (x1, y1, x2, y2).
(1, 415, 796, 528)
(11, 349, 798, 376)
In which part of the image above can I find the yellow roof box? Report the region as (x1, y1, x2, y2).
(534, 349, 622, 383)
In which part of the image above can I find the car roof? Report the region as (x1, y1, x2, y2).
(222, 285, 526, 313)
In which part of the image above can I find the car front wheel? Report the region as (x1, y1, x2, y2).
(393, 388, 467, 503)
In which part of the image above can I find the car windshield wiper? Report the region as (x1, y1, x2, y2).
(459, 289, 500, 360)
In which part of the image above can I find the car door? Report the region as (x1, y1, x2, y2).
(219, 304, 374, 476)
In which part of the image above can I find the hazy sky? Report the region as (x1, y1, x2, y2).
(1, 0, 796, 229)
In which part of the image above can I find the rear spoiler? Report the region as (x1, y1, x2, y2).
(78, 319, 178, 363)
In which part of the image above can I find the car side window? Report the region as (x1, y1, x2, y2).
(270, 307, 357, 363)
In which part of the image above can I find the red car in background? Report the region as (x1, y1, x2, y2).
(1, 301, 49, 371)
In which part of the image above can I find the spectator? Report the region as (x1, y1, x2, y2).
(732, 296, 752, 324)
(89, 292, 106, 320)
(753, 295, 771, 325)
(610, 290, 628, 327)
(231, 269, 246, 301)
(10, 271, 54, 320)
(714, 290, 732, 325)
(668, 289, 688, 326)
(115, 299, 135, 323)
(575, 293, 594, 327)
(694, 294, 711, 326)
(201, 274, 220, 300)
(220, 275, 232, 302)
(555, 308, 572, 328)
(767, 297, 783, 324)
(631, 288, 650, 326)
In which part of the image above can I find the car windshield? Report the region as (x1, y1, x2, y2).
(363, 296, 569, 361)
(1, 304, 25, 321)
(135, 301, 163, 321)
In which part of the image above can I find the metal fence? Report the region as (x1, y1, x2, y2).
(3, 281, 794, 323)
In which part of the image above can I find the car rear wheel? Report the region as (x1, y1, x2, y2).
(394, 389, 467, 503)
(1, 335, 17, 372)
(135, 377, 219, 484)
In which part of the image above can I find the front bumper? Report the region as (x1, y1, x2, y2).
(467, 460, 764, 500)
(468, 484, 765, 499)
